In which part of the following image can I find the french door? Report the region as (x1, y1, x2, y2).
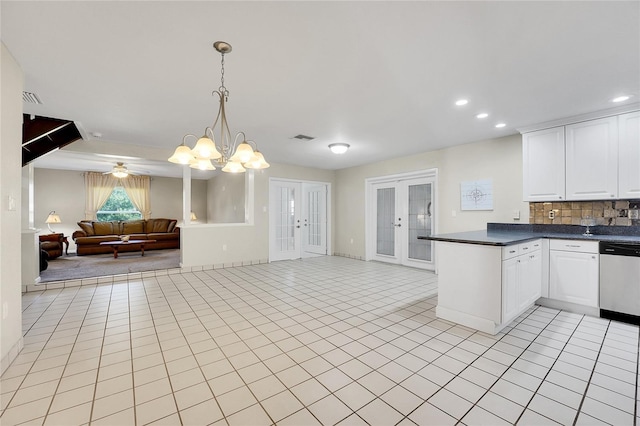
(269, 179, 330, 261)
(367, 171, 436, 270)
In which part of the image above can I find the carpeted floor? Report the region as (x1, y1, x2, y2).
(39, 249, 181, 282)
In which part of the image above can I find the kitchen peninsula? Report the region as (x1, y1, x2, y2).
(420, 223, 640, 335)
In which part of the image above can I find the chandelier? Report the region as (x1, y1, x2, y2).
(168, 41, 269, 173)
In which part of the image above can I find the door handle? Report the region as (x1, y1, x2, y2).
(393, 223, 401, 227)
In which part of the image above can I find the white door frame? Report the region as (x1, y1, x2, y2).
(269, 178, 332, 262)
(365, 169, 438, 269)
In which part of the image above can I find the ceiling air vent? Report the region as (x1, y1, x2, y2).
(23, 91, 43, 104)
(292, 134, 315, 141)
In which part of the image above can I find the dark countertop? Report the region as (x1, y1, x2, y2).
(418, 223, 640, 246)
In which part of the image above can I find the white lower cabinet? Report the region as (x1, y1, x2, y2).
(549, 240, 599, 308)
(435, 240, 542, 335)
(502, 242, 542, 325)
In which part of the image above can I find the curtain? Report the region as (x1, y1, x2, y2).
(121, 175, 151, 220)
(84, 172, 117, 220)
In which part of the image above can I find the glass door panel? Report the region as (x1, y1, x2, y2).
(407, 183, 432, 262)
(376, 187, 396, 257)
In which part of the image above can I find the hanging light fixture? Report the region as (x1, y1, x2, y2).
(111, 162, 130, 178)
(168, 41, 270, 173)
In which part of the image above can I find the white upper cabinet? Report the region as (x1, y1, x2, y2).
(522, 127, 565, 201)
(565, 116, 618, 200)
(618, 111, 640, 198)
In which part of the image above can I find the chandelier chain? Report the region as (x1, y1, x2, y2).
(220, 52, 227, 96)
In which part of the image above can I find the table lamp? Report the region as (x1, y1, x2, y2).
(45, 211, 61, 233)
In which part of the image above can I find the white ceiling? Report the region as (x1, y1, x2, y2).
(2, 1, 639, 177)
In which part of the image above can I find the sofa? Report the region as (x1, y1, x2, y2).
(39, 233, 64, 259)
(72, 218, 180, 256)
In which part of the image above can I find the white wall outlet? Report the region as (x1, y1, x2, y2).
(263, 206, 267, 213)
(451, 210, 457, 218)
(350, 238, 354, 244)
(222, 244, 227, 251)
(513, 210, 520, 220)
(548, 210, 555, 219)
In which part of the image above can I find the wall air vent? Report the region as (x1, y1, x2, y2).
(292, 134, 315, 141)
(23, 91, 43, 104)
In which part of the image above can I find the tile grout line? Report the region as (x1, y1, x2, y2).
(41, 285, 102, 423)
(570, 319, 611, 426)
(194, 264, 426, 424)
(3, 286, 86, 422)
(179, 268, 309, 424)
(126, 277, 138, 426)
(138, 274, 189, 425)
(404, 305, 561, 424)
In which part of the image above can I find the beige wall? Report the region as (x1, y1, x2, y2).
(34, 169, 85, 251)
(182, 137, 526, 267)
(149, 176, 207, 221)
(206, 172, 246, 223)
(1, 43, 24, 373)
(181, 162, 336, 267)
(33, 169, 207, 252)
(334, 134, 528, 259)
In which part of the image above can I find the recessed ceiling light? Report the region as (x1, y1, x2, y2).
(476, 113, 489, 119)
(612, 95, 630, 103)
(455, 99, 468, 106)
(495, 123, 506, 128)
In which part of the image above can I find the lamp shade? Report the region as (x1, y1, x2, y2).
(192, 136, 222, 160)
(229, 142, 255, 163)
(45, 212, 61, 224)
(245, 151, 270, 169)
(189, 158, 216, 171)
(222, 161, 246, 173)
(45, 211, 61, 233)
(168, 145, 196, 164)
(190, 212, 197, 221)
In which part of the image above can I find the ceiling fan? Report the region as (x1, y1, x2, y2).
(104, 162, 135, 178)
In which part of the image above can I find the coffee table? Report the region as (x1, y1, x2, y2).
(99, 240, 157, 259)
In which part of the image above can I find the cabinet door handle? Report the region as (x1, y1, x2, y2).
(522, 247, 529, 251)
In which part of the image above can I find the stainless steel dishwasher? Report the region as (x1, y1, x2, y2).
(599, 241, 640, 325)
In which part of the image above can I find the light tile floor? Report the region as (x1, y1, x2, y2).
(1, 256, 638, 425)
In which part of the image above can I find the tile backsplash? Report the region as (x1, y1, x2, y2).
(529, 200, 640, 226)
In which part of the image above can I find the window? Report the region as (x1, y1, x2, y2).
(97, 186, 142, 221)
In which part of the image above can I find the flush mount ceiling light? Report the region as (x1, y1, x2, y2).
(612, 95, 630, 103)
(495, 123, 506, 128)
(329, 143, 350, 154)
(476, 113, 489, 119)
(168, 41, 269, 173)
(455, 99, 469, 106)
